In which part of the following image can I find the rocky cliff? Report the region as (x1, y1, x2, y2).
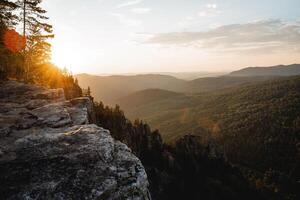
(0, 81, 150, 200)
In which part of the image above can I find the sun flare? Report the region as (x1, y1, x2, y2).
(51, 46, 83, 74)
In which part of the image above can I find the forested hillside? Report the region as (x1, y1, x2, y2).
(118, 76, 299, 142)
(116, 76, 300, 196)
(118, 89, 183, 109)
(92, 102, 268, 200)
(92, 76, 300, 199)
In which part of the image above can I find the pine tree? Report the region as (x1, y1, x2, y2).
(0, 0, 18, 27)
(87, 86, 91, 96)
(16, 0, 54, 81)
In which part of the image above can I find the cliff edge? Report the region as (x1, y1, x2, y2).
(0, 81, 150, 200)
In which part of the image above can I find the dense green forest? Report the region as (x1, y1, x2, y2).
(116, 76, 300, 199)
(92, 78, 299, 199)
(92, 102, 266, 200)
(0, 0, 82, 98)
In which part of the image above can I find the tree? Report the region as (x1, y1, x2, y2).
(0, 0, 82, 99)
(0, 0, 18, 27)
(87, 86, 91, 96)
(16, 0, 54, 81)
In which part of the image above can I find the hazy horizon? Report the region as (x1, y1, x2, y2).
(42, 0, 300, 74)
(75, 69, 229, 75)
(74, 63, 298, 76)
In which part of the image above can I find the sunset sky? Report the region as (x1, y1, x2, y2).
(43, 0, 300, 74)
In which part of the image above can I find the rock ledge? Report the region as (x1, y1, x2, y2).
(0, 81, 150, 200)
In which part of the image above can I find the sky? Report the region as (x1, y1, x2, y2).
(42, 0, 300, 74)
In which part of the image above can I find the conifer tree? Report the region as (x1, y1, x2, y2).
(16, 0, 54, 81)
(0, 0, 18, 27)
(87, 86, 91, 96)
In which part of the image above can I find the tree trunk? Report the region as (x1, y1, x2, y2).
(23, 0, 28, 81)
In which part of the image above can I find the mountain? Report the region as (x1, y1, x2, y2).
(118, 75, 300, 139)
(229, 64, 300, 77)
(116, 76, 300, 178)
(158, 71, 227, 80)
(96, 71, 227, 80)
(77, 64, 300, 104)
(76, 73, 272, 104)
(75, 73, 186, 104)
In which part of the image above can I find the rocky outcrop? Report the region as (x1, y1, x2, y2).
(0, 81, 150, 200)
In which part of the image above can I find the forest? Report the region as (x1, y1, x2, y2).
(91, 78, 300, 199)
(114, 76, 300, 199)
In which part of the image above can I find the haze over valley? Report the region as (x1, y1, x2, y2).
(76, 64, 300, 105)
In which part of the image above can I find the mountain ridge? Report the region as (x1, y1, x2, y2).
(76, 64, 300, 104)
(229, 64, 300, 76)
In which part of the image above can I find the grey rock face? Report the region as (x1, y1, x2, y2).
(0, 81, 150, 200)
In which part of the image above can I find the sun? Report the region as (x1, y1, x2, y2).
(51, 46, 83, 74)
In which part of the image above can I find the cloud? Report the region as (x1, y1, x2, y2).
(130, 7, 151, 14)
(117, 0, 143, 8)
(110, 13, 142, 26)
(146, 20, 300, 54)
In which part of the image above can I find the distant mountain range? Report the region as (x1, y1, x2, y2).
(96, 71, 227, 80)
(76, 63, 300, 104)
(229, 64, 300, 76)
(75, 74, 186, 104)
(156, 71, 227, 80)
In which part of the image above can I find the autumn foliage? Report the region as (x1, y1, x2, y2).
(4, 29, 25, 53)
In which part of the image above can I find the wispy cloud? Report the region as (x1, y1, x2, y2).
(146, 20, 300, 54)
(117, 0, 143, 8)
(110, 13, 142, 26)
(130, 7, 151, 14)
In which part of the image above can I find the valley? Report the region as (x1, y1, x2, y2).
(76, 64, 300, 105)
